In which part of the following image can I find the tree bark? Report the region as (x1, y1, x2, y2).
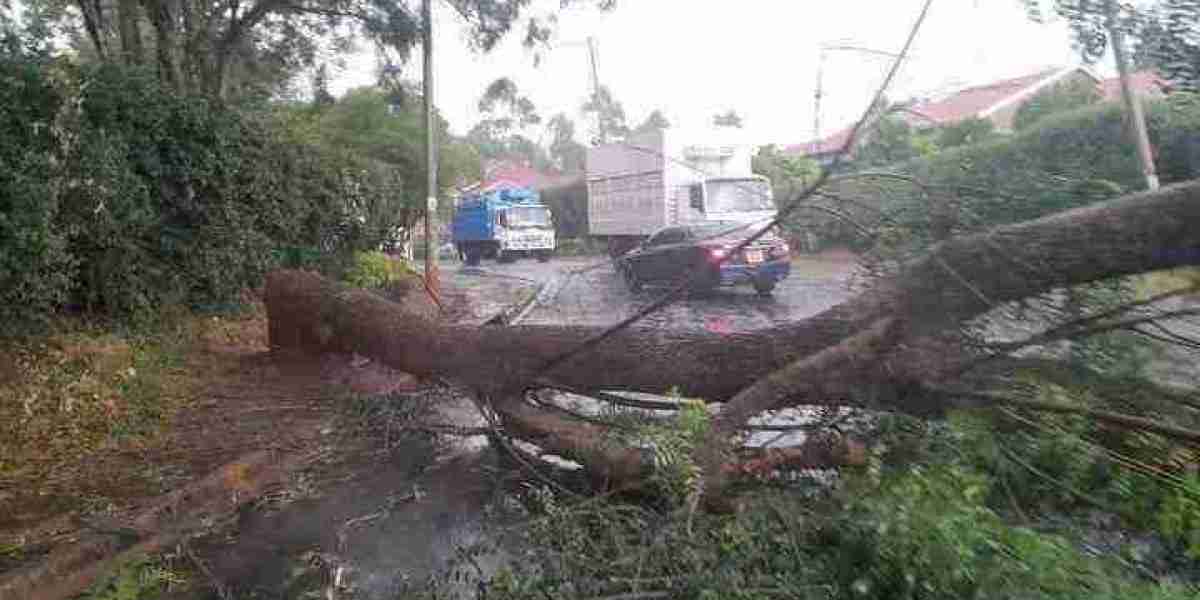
(140, 0, 181, 90)
(116, 0, 145, 65)
(76, 0, 109, 60)
(209, 0, 291, 97)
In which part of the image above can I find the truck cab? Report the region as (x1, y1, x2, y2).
(683, 175, 776, 226)
(452, 186, 556, 265)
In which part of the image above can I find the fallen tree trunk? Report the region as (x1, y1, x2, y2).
(264, 181, 1200, 498)
(266, 181, 1200, 409)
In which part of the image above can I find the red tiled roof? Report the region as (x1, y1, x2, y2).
(1099, 70, 1169, 102)
(469, 159, 574, 193)
(903, 68, 1063, 126)
(783, 127, 855, 157)
(786, 67, 1071, 157)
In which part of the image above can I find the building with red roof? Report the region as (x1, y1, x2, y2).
(788, 67, 1171, 163)
(457, 159, 579, 201)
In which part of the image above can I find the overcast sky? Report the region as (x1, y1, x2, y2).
(331, 0, 1111, 146)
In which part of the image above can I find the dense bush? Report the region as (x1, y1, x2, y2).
(342, 251, 416, 289)
(0, 56, 398, 330)
(0, 52, 74, 328)
(813, 93, 1200, 254)
(464, 463, 1197, 600)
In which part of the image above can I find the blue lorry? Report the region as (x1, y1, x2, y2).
(451, 185, 556, 266)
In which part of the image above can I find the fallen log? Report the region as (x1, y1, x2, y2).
(264, 181, 1200, 502)
(266, 181, 1200, 412)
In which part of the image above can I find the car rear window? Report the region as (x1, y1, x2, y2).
(690, 222, 778, 241)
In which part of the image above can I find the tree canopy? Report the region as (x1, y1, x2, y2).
(1025, 0, 1200, 90)
(4, 0, 618, 99)
(712, 108, 743, 128)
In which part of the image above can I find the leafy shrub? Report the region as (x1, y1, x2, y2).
(0, 58, 402, 329)
(342, 251, 411, 289)
(821, 464, 1195, 599)
(467, 464, 1197, 600)
(815, 93, 1200, 254)
(0, 52, 74, 331)
(80, 557, 187, 600)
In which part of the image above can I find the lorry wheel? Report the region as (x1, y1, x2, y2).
(465, 248, 481, 266)
(535, 250, 552, 263)
(623, 265, 643, 292)
(753, 279, 777, 296)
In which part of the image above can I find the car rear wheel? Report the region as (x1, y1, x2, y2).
(753, 279, 776, 296)
(622, 264, 643, 292)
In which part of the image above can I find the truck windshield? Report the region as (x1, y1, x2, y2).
(506, 206, 551, 228)
(705, 179, 773, 213)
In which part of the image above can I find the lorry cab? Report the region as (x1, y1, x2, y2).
(452, 185, 557, 265)
(684, 175, 776, 225)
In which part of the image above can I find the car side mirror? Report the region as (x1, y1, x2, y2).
(689, 185, 704, 211)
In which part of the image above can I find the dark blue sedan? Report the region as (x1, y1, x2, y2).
(616, 221, 791, 296)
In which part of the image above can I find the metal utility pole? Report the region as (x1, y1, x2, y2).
(812, 48, 826, 155)
(422, 0, 440, 298)
(1107, 0, 1159, 190)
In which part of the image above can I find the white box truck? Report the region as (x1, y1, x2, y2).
(585, 127, 776, 256)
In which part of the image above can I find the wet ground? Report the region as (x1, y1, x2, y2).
(439, 250, 862, 332)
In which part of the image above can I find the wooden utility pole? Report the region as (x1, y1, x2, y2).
(586, 36, 603, 144)
(1107, 0, 1160, 190)
(422, 0, 440, 297)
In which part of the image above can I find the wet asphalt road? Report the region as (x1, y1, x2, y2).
(441, 252, 861, 332)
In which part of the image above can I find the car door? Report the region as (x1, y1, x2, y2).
(640, 227, 690, 282)
(627, 227, 678, 282)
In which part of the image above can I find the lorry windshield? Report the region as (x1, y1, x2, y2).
(506, 207, 551, 228)
(704, 179, 773, 213)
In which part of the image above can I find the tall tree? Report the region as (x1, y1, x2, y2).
(311, 64, 336, 108)
(631, 109, 670, 136)
(582, 84, 628, 144)
(312, 85, 479, 244)
(1131, 0, 1200, 89)
(1025, 0, 1200, 89)
(467, 77, 552, 169)
(712, 109, 743, 128)
(17, 0, 618, 99)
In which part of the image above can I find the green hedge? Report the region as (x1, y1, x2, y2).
(0, 57, 395, 330)
(0, 54, 74, 328)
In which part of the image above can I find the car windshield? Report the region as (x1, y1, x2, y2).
(704, 179, 773, 213)
(507, 206, 551, 228)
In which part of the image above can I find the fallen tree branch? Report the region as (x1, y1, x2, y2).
(933, 388, 1200, 444)
(263, 180, 1200, 505)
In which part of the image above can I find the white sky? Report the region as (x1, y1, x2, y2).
(330, 0, 1114, 146)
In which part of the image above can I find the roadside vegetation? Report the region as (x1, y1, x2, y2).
(4, 0, 1200, 598)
